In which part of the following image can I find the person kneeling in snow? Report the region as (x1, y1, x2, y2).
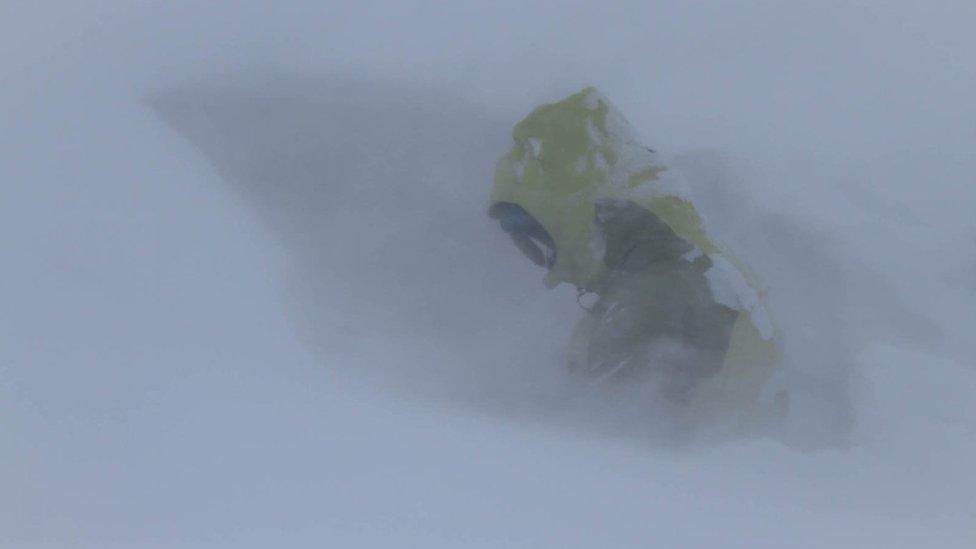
(489, 87, 788, 436)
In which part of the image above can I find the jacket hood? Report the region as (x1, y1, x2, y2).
(490, 87, 714, 289)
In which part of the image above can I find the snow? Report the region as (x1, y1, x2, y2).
(3, 1, 975, 548)
(704, 255, 775, 339)
(682, 247, 704, 262)
(582, 88, 601, 110)
(581, 90, 666, 196)
(577, 90, 696, 205)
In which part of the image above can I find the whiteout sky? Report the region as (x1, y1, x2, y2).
(2, 1, 975, 547)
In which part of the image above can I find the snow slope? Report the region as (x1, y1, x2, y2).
(2, 1, 974, 547)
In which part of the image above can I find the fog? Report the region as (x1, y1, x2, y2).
(3, 1, 975, 547)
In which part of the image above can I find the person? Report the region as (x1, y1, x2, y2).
(488, 87, 788, 437)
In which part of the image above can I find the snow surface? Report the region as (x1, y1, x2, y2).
(704, 255, 775, 340)
(3, 1, 975, 548)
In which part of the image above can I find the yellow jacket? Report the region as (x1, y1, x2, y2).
(490, 87, 787, 434)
